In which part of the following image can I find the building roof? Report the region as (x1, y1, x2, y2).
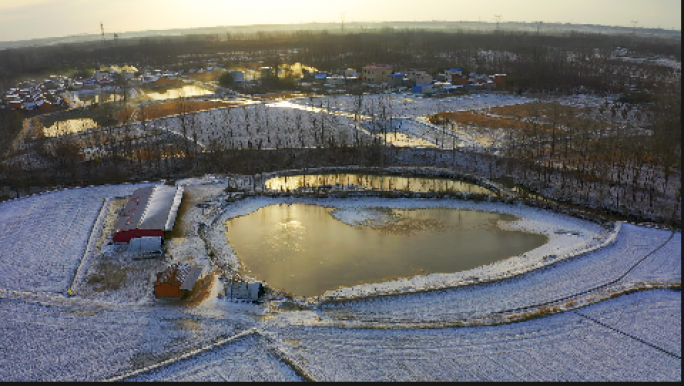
(155, 263, 202, 290)
(363, 64, 392, 70)
(129, 236, 163, 255)
(179, 267, 203, 290)
(115, 187, 154, 232)
(115, 184, 183, 233)
(138, 185, 183, 231)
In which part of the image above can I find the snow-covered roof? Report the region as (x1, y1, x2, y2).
(179, 266, 203, 290)
(115, 187, 155, 231)
(138, 185, 184, 231)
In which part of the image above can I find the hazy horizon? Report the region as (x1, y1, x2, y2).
(0, 0, 680, 43)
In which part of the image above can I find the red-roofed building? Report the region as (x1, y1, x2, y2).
(113, 185, 184, 242)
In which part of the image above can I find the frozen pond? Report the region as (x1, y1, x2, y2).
(224, 204, 547, 297)
(265, 174, 495, 195)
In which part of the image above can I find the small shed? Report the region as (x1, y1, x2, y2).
(154, 263, 203, 300)
(128, 236, 163, 257)
(225, 280, 263, 302)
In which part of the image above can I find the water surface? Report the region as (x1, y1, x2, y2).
(265, 174, 494, 195)
(225, 204, 547, 297)
(141, 85, 213, 101)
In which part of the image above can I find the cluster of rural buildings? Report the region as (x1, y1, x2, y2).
(109, 183, 262, 302)
(1, 76, 68, 112)
(311, 64, 507, 94)
(0, 63, 231, 111)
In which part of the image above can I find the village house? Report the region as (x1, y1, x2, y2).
(412, 83, 434, 94)
(361, 64, 392, 84)
(343, 68, 359, 78)
(406, 69, 433, 86)
(154, 263, 203, 300)
(121, 65, 139, 80)
(444, 68, 464, 82)
(386, 73, 406, 87)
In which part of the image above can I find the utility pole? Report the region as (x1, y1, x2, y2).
(100, 22, 105, 48)
(100, 22, 105, 62)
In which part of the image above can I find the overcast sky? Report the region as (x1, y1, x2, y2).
(0, 0, 680, 42)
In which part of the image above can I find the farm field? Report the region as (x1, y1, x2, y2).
(0, 175, 679, 381)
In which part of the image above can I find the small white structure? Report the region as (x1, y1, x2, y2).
(326, 75, 346, 85)
(343, 68, 359, 78)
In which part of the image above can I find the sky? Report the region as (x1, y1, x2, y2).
(0, 0, 680, 42)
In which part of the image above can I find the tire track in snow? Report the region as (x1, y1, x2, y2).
(103, 328, 260, 382)
(575, 311, 681, 360)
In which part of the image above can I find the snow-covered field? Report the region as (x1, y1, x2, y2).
(0, 176, 679, 381)
(131, 93, 537, 151)
(289, 93, 535, 119)
(0, 183, 154, 294)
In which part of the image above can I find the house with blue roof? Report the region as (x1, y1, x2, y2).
(387, 73, 406, 87)
(412, 83, 434, 94)
(445, 68, 464, 82)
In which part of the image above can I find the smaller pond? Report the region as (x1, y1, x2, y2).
(265, 174, 495, 195)
(225, 205, 547, 297)
(140, 85, 213, 101)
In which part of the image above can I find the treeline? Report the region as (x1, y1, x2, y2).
(0, 28, 680, 93)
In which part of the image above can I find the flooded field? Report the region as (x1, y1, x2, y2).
(225, 204, 547, 297)
(265, 174, 495, 195)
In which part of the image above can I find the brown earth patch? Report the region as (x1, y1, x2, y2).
(115, 100, 241, 123)
(488, 102, 584, 119)
(85, 261, 132, 292)
(430, 111, 527, 130)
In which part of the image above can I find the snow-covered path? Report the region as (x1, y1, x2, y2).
(264, 290, 680, 382)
